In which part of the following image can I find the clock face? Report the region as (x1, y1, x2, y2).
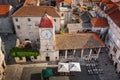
(41, 30, 52, 39)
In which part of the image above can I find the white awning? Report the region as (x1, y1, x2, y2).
(58, 62, 69, 72)
(69, 62, 81, 72)
(58, 62, 81, 72)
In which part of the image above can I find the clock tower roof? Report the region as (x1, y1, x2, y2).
(39, 14, 54, 28)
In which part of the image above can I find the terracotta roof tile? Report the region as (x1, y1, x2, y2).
(105, 5, 118, 14)
(91, 18, 109, 28)
(106, 3, 116, 8)
(65, 0, 71, 3)
(99, 1, 118, 14)
(12, 6, 61, 17)
(0, 5, 10, 16)
(101, 0, 110, 3)
(39, 14, 54, 28)
(113, 1, 120, 5)
(56, 0, 71, 3)
(83, 0, 101, 3)
(109, 9, 120, 28)
(55, 33, 105, 50)
(56, 0, 63, 3)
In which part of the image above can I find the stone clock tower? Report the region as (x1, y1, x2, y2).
(39, 14, 59, 61)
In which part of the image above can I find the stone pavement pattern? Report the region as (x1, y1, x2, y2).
(1, 34, 120, 80)
(98, 50, 120, 80)
(4, 63, 48, 80)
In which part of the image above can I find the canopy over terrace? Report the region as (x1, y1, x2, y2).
(58, 62, 81, 72)
(55, 33, 105, 59)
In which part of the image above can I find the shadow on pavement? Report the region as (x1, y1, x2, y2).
(31, 73, 41, 80)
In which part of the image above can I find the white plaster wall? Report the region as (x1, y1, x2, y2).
(117, 63, 120, 73)
(13, 17, 60, 41)
(40, 51, 59, 61)
(13, 17, 41, 42)
(0, 38, 5, 80)
(59, 7, 72, 26)
(40, 45, 54, 51)
(0, 52, 4, 74)
(54, 17, 61, 32)
(39, 28, 55, 52)
(116, 50, 120, 59)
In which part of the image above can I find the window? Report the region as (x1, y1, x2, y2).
(62, 2, 64, 7)
(106, 34, 109, 41)
(54, 19, 56, 22)
(15, 18, 18, 22)
(37, 39, 39, 41)
(28, 18, 31, 22)
(25, 39, 29, 41)
(17, 25, 20, 29)
(61, 13, 64, 16)
(118, 56, 120, 61)
(113, 46, 117, 53)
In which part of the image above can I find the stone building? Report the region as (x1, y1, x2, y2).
(12, 6, 61, 44)
(55, 33, 105, 60)
(91, 17, 109, 40)
(38, 14, 105, 61)
(94, 0, 120, 73)
(39, 14, 59, 61)
(0, 37, 6, 80)
(56, 0, 72, 27)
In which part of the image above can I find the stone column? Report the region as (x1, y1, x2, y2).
(73, 49, 76, 56)
(96, 48, 101, 58)
(89, 49, 93, 58)
(65, 50, 68, 59)
(81, 49, 84, 58)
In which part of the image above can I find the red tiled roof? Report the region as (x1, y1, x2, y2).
(91, 18, 109, 28)
(39, 14, 54, 28)
(83, 0, 101, 3)
(101, 0, 110, 3)
(105, 5, 118, 14)
(0, 5, 10, 16)
(12, 6, 61, 17)
(106, 3, 116, 8)
(56, 0, 71, 3)
(109, 9, 120, 28)
(55, 33, 105, 50)
(97, 0, 120, 28)
(113, 1, 120, 5)
(56, 0, 63, 3)
(98, 1, 118, 14)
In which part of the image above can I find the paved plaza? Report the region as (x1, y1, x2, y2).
(1, 34, 120, 80)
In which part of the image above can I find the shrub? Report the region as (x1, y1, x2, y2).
(10, 47, 39, 58)
(60, 28, 65, 34)
(87, 6, 92, 11)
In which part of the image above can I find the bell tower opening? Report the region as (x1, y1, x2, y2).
(46, 56, 50, 61)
